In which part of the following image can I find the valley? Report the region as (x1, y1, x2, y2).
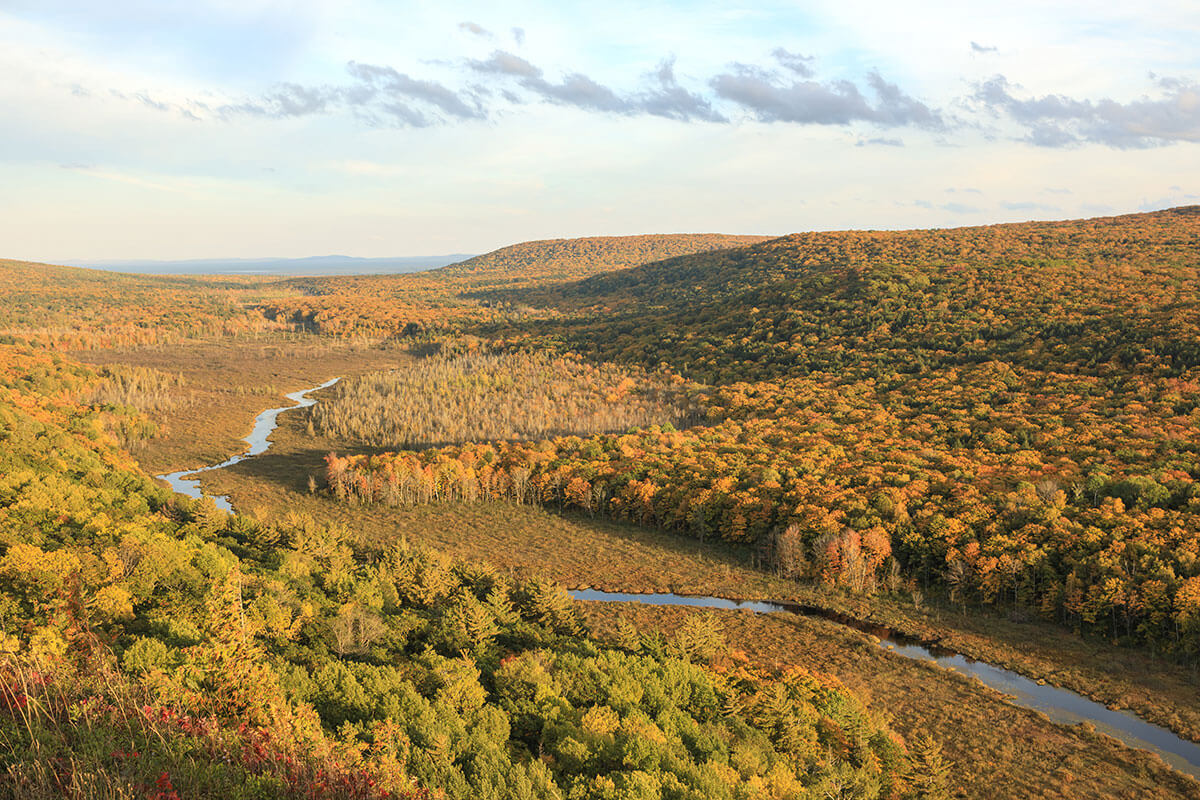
(7, 6, 1197, 797)
(4, 210, 1200, 798)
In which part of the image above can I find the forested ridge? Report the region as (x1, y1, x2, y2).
(501, 206, 1200, 382)
(329, 208, 1200, 660)
(0, 260, 286, 350)
(439, 234, 774, 284)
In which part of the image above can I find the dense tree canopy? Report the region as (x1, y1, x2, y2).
(0, 342, 911, 798)
(327, 208, 1200, 660)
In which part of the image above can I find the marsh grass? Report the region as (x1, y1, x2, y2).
(75, 336, 419, 474)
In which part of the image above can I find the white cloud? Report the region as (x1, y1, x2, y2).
(0, 1, 1197, 260)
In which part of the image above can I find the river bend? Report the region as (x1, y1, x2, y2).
(156, 377, 340, 512)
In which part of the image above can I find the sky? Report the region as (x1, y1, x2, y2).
(2, 0, 1199, 262)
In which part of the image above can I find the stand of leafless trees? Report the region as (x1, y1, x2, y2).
(308, 350, 702, 448)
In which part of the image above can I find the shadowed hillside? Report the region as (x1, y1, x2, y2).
(498, 206, 1200, 383)
(438, 233, 774, 285)
(258, 233, 774, 337)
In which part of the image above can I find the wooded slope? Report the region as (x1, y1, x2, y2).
(439, 233, 774, 284)
(0, 259, 283, 349)
(508, 207, 1200, 383)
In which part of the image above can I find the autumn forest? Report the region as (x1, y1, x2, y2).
(3, 210, 1200, 799)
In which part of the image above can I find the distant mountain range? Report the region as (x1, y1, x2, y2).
(77, 254, 476, 276)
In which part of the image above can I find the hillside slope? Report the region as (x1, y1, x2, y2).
(0, 259, 283, 349)
(439, 233, 773, 284)
(258, 233, 774, 337)
(508, 207, 1200, 383)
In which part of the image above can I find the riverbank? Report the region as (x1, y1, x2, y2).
(571, 588, 1200, 779)
(156, 377, 340, 512)
(582, 600, 1200, 799)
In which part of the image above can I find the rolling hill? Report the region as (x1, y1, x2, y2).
(437, 233, 774, 285)
(0, 259, 284, 349)
(256, 233, 776, 337)
(503, 207, 1200, 383)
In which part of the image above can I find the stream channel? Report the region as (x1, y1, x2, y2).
(154, 377, 1200, 781)
(156, 377, 340, 513)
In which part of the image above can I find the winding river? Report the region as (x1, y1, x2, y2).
(154, 377, 1200, 781)
(156, 377, 340, 512)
